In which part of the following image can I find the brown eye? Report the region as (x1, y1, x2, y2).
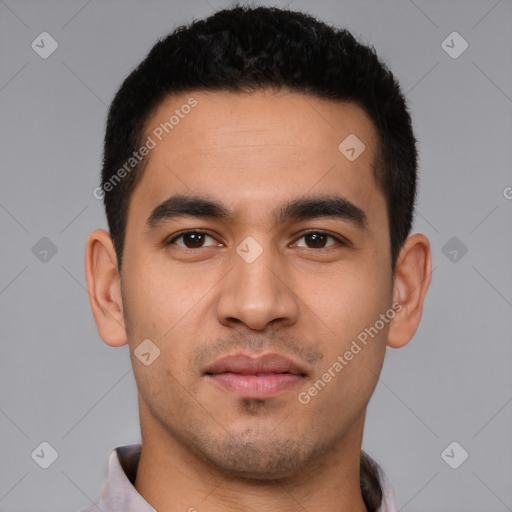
(293, 231, 344, 249)
(167, 231, 219, 249)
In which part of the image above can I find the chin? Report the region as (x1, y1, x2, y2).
(192, 430, 322, 481)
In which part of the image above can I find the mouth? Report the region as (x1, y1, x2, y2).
(204, 353, 307, 399)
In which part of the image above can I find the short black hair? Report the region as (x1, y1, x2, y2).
(100, 3, 417, 275)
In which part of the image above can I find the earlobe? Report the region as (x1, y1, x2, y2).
(387, 233, 432, 349)
(85, 229, 128, 347)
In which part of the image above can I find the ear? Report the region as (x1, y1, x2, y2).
(387, 233, 432, 349)
(85, 229, 127, 347)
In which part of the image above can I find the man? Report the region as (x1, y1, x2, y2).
(84, 4, 431, 512)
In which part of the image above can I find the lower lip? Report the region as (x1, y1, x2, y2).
(208, 372, 304, 398)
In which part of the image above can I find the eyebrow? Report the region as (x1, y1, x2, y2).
(145, 193, 369, 232)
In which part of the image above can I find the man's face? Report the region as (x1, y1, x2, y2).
(120, 89, 394, 479)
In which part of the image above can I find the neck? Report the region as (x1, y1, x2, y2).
(134, 409, 371, 512)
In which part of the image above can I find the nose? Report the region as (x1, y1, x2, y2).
(215, 240, 299, 331)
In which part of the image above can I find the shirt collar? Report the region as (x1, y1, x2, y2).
(87, 444, 401, 512)
(96, 444, 155, 512)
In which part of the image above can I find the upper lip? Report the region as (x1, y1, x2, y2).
(204, 353, 308, 376)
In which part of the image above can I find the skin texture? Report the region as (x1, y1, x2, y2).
(85, 89, 432, 512)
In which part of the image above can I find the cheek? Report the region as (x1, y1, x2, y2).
(299, 262, 391, 400)
(123, 255, 209, 337)
(304, 262, 390, 341)
(122, 259, 210, 385)
(298, 292, 388, 430)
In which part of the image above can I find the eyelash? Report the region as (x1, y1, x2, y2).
(165, 229, 348, 250)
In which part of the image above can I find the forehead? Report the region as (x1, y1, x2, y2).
(130, 89, 386, 232)
(143, 88, 378, 161)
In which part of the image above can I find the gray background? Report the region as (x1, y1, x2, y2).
(0, 0, 511, 510)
